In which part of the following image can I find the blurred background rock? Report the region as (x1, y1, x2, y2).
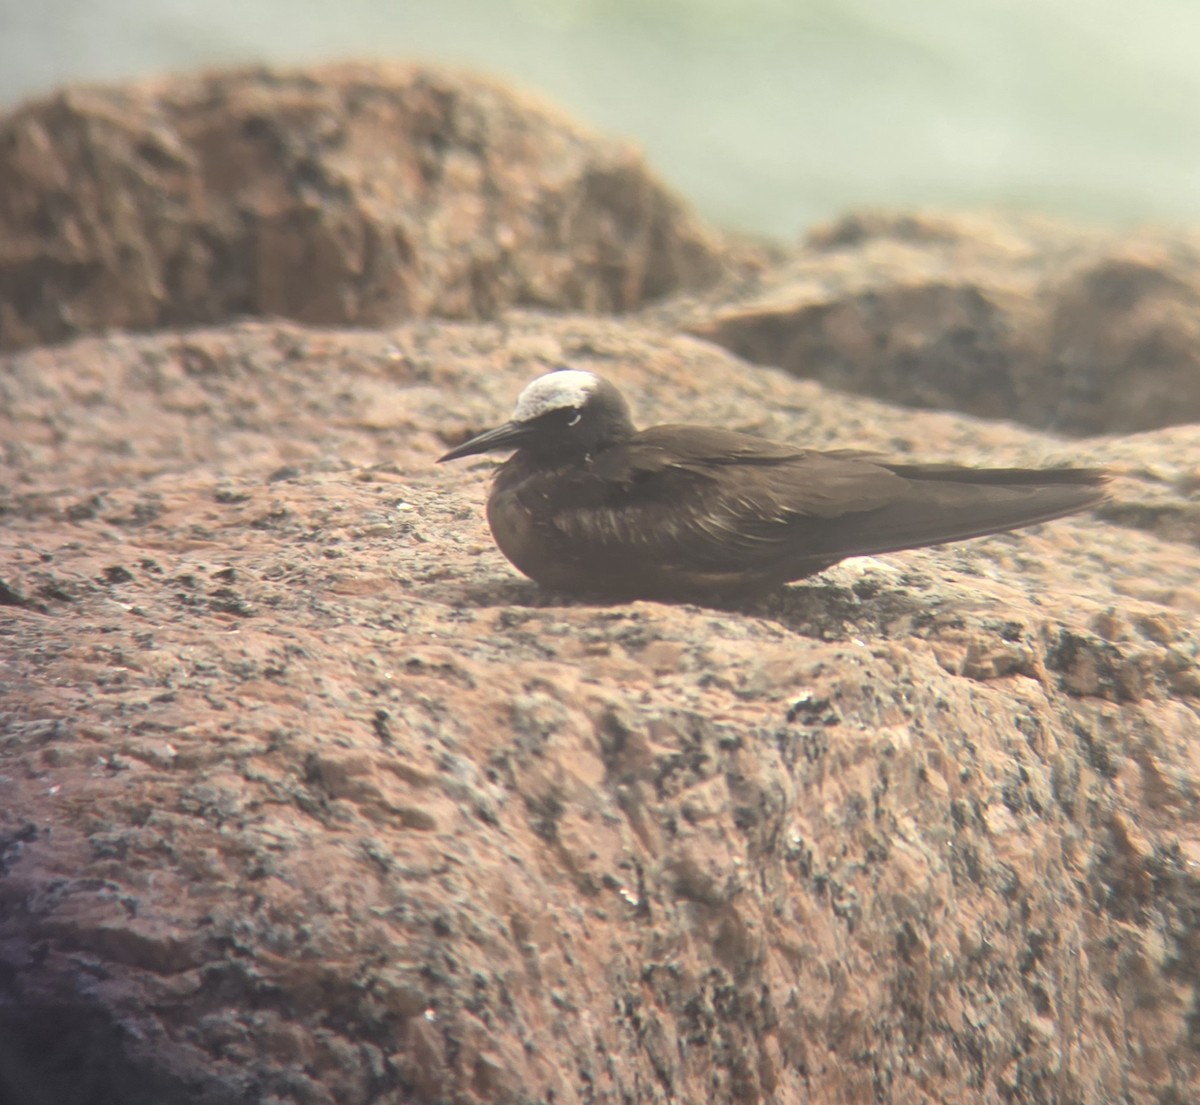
(2, 0, 1197, 236)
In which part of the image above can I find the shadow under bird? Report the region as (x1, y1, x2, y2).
(439, 369, 1108, 603)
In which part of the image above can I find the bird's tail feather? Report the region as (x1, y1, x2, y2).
(801, 468, 1108, 565)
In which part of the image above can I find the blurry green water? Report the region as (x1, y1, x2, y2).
(2, 0, 1198, 236)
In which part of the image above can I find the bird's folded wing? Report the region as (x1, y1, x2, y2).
(557, 438, 911, 573)
(558, 434, 1106, 576)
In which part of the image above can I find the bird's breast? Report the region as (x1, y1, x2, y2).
(485, 460, 595, 590)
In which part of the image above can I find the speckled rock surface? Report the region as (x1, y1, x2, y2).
(2, 316, 1199, 1104)
(0, 62, 734, 353)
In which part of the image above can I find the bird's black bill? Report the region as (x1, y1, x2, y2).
(438, 421, 536, 462)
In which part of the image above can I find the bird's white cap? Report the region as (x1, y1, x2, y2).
(511, 370, 600, 423)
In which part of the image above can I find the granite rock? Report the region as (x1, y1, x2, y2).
(670, 210, 1200, 434)
(2, 316, 1198, 1105)
(0, 62, 732, 352)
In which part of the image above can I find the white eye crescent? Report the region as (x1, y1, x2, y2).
(567, 412, 582, 427)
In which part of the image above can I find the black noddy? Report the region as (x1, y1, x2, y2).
(438, 369, 1108, 603)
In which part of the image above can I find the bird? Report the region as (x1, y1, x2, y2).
(438, 369, 1109, 603)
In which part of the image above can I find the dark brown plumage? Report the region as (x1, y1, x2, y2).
(439, 370, 1108, 603)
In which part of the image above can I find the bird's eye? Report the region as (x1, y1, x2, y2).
(567, 412, 582, 427)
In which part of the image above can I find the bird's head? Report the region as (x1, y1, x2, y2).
(438, 369, 636, 463)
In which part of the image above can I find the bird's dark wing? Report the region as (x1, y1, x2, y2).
(560, 426, 1107, 584)
(547, 429, 899, 579)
